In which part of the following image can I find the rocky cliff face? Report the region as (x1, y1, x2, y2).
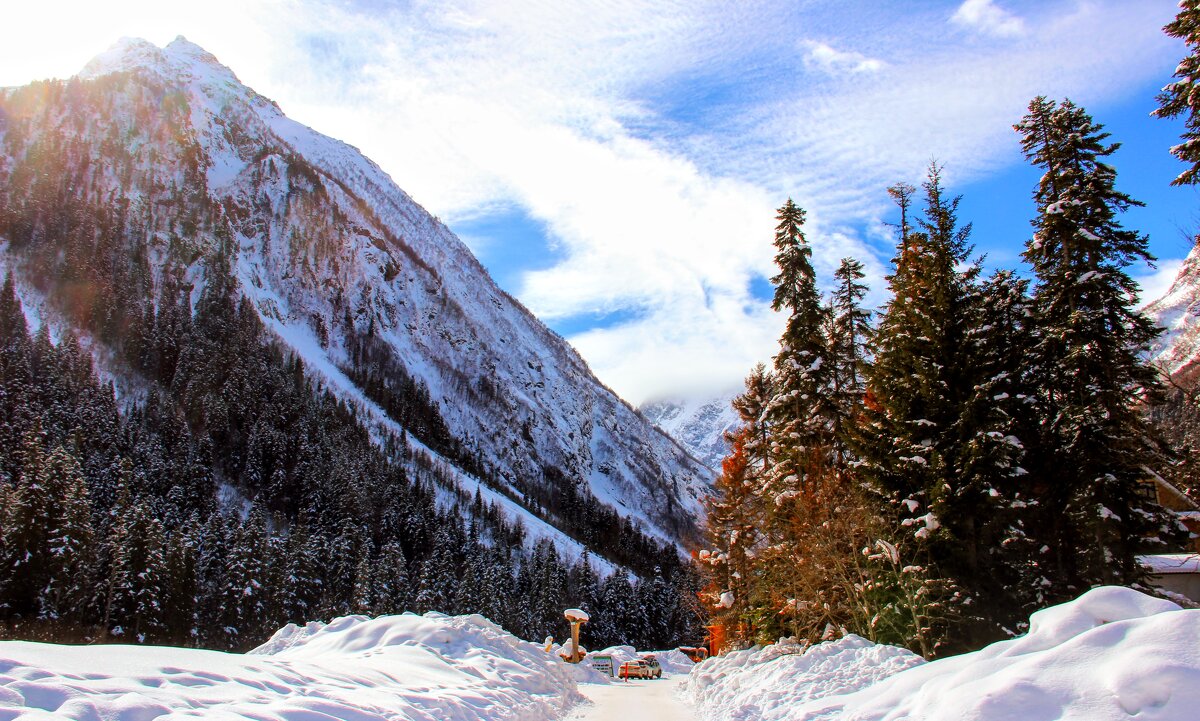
(1146, 245, 1200, 383)
(0, 37, 710, 550)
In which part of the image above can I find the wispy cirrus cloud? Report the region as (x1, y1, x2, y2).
(0, 1, 1185, 403)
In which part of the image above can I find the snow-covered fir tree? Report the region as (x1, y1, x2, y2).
(828, 257, 871, 461)
(1156, 0, 1200, 186)
(767, 199, 836, 482)
(1015, 96, 1184, 591)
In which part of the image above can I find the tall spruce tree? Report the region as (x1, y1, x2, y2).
(1015, 97, 1181, 591)
(856, 168, 976, 519)
(854, 166, 1038, 652)
(1156, 0, 1200, 187)
(37, 444, 96, 623)
(0, 426, 51, 617)
(758, 199, 844, 639)
(768, 199, 835, 485)
(828, 257, 871, 459)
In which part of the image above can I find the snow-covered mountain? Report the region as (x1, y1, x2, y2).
(1146, 244, 1200, 382)
(640, 391, 740, 473)
(0, 37, 710, 549)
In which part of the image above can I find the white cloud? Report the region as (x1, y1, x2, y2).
(0, 0, 1184, 404)
(802, 41, 885, 75)
(1135, 258, 1186, 309)
(952, 0, 1026, 38)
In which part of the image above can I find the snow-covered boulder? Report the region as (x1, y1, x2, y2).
(0, 613, 583, 721)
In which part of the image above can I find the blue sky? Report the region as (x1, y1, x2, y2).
(2, 0, 1194, 404)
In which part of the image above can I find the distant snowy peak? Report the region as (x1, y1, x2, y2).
(1146, 244, 1200, 381)
(640, 391, 740, 473)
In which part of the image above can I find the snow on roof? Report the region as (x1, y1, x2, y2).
(1140, 553, 1200, 574)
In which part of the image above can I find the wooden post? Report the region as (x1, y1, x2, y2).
(563, 608, 590, 663)
(570, 620, 582, 663)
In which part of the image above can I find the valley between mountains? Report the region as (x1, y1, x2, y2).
(5, 13, 1200, 721)
(0, 36, 711, 651)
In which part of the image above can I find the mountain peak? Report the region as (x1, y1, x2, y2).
(78, 36, 244, 91)
(165, 35, 218, 63)
(78, 37, 162, 79)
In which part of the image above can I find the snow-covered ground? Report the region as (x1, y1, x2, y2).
(686, 586, 1200, 721)
(0, 613, 583, 721)
(2, 586, 1197, 721)
(568, 675, 695, 721)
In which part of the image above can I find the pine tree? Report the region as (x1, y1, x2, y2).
(217, 507, 274, 647)
(767, 199, 835, 483)
(353, 550, 378, 616)
(479, 547, 515, 629)
(1015, 97, 1182, 592)
(37, 445, 96, 623)
(731, 363, 774, 480)
(105, 496, 168, 642)
(416, 528, 457, 614)
(947, 270, 1045, 637)
(1156, 0, 1200, 186)
(0, 426, 50, 617)
(373, 540, 411, 616)
(701, 429, 761, 646)
(853, 167, 1011, 654)
(856, 168, 977, 522)
(828, 257, 871, 460)
(279, 523, 326, 624)
(162, 518, 200, 644)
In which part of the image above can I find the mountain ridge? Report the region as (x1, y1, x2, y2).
(0, 37, 711, 552)
(1146, 244, 1200, 383)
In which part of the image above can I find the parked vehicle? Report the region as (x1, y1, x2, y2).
(640, 654, 663, 679)
(618, 660, 653, 680)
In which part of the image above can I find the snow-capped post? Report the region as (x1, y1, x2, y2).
(563, 608, 590, 663)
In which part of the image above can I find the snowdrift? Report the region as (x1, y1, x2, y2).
(687, 586, 1200, 721)
(0, 612, 582, 721)
(683, 634, 923, 721)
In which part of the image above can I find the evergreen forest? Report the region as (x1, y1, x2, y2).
(700, 91, 1199, 658)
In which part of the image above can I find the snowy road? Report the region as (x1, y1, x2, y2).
(569, 675, 696, 721)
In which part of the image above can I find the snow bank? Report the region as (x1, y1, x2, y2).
(645, 649, 695, 674)
(835, 587, 1199, 721)
(683, 635, 922, 721)
(688, 586, 1200, 721)
(0, 612, 583, 721)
